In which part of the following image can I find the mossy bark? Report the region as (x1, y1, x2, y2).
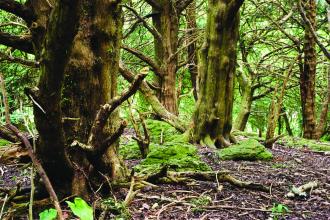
(192, 0, 243, 148)
(300, 0, 317, 139)
(61, 0, 126, 196)
(152, 1, 179, 115)
(233, 71, 253, 131)
(186, 1, 198, 101)
(33, 0, 126, 196)
(33, 0, 81, 190)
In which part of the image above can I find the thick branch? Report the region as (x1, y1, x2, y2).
(144, 0, 161, 9)
(122, 45, 162, 76)
(119, 63, 187, 132)
(228, 0, 245, 16)
(0, 32, 33, 53)
(88, 73, 147, 147)
(0, 0, 35, 24)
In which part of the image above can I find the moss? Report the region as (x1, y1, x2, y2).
(218, 139, 273, 161)
(145, 119, 182, 144)
(190, 196, 212, 214)
(0, 139, 11, 147)
(134, 144, 211, 174)
(231, 130, 264, 141)
(277, 136, 330, 152)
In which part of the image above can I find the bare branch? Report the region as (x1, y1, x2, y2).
(119, 63, 187, 132)
(122, 45, 162, 76)
(124, 5, 162, 42)
(0, 50, 39, 67)
(88, 73, 147, 148)
(0, 32, 34, 53)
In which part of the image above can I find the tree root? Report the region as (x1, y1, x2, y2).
(134, 167, 269, 192)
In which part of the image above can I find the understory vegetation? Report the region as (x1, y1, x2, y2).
(0, 0, 329, 219)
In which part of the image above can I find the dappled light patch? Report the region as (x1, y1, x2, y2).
(218, 139, 273, 161)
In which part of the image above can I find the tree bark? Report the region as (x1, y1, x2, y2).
(152, 1, 179, 115)
(33, 0, 81, 190)
(192, 0, 243, 148)
(233, 71, 253, 131)
(186, 1, 198, 101)
(300, 0, 317, 139)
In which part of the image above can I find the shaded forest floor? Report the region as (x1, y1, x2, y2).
(0, 133, 330, 219)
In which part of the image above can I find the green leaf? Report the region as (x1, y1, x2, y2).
(39, 208, 57, 220)
(66, 197, 93, 220)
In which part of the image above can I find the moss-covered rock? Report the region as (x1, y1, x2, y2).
(218, 139, 273, 161)
(134, 144, 211, 174)
(145, 119, 182, 144)
(277, 136, 330, 152)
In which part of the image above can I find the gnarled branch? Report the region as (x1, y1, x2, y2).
(0, 32, 33, 53)
(0, 0, 35, 24)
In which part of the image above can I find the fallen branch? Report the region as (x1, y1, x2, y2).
(286, 181, 319, 198)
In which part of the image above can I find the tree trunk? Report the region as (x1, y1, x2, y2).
(153, 1, 179, 115)
(33, 0, 81, 191)
(233, 72, 253, 131)
(186, 1, 198, 101)
(30, 0, 127, 197)
(61, 0, 125, 196)
(192, 0, 243, 148)
(283, 110, 294, 136)
(300, 0, 317, 139)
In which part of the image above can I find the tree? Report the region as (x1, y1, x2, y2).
(191, 0, 244, 148)
(0, 0, 142, 197)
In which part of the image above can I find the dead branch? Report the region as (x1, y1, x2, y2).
(6, 124, 64, 220)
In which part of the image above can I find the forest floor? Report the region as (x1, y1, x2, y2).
(0, 136, 329, 219)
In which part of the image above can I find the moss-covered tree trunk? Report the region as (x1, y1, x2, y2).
(300, 0, 317, 139)
(33, 0, 81, 190)
(31, 0, 127, 196)
(152, 1, 179, 115)
(187, 1, 199, 101)
(192, 0, 244, 148)
(233, 72, 253, 131)
(61, 0, 125, 196)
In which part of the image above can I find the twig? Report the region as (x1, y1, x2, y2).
(0, 194, 8, 219)
(7, 124, 64, 220)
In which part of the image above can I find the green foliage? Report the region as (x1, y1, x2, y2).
(101, 198, 131, 220)
(39, 208, 57, 220)
(271, 203, 290, 220)
(134, 143, 211, 175)
(218, 139, 273, 161)
(66, 197, 93, 220)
